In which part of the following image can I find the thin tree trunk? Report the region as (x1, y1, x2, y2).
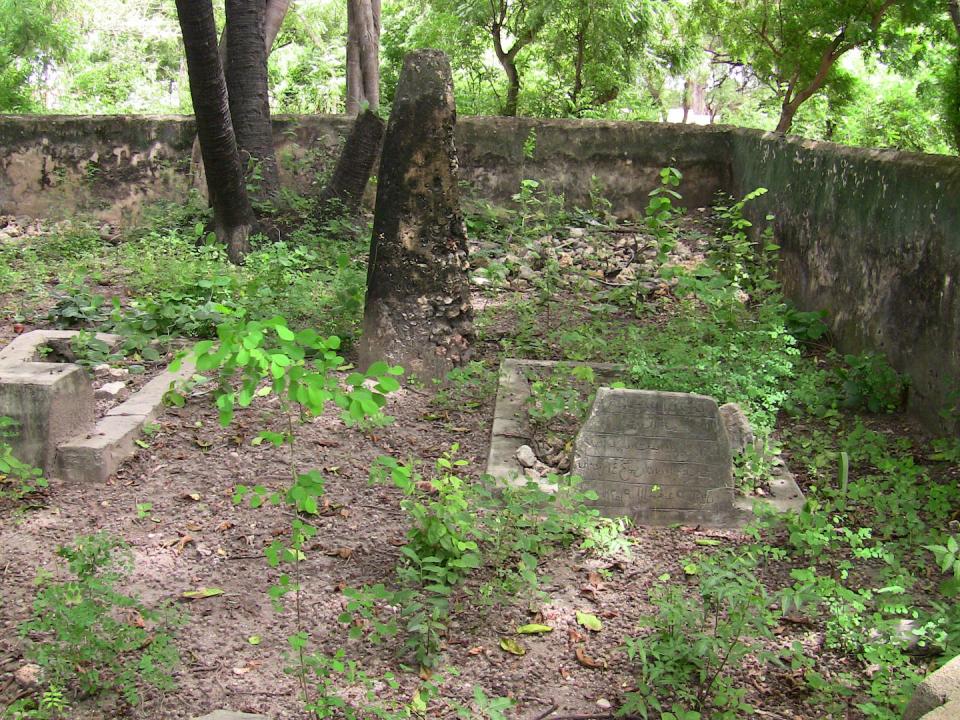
(775, 100, 800, 133)
(264, 0, 292, 51)
(359, 0, 380, 111)
(316, 108, 385, 222)
(175, 0, 255, 263)
(346, 0, 363, 115)
(226, 0, 279, 198)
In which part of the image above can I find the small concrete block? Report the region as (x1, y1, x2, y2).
(57, 414, 145, 483)
(107, 365, 189, 421)
(192, 711, 270, 720)
(719, 402, 754, 455)
(0, 362, 94, 472)
(904, 654, 960, 720)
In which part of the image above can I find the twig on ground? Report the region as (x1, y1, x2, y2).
(531, 703, 559, 720)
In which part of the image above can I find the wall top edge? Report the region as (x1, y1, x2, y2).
(1, 113, 956, 167)
(727, 125, 960, 169)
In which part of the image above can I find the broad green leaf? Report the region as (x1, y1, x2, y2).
(516, 624, 553, 635)
(182, 587, 225, 599)
(576, 611, 602, 632)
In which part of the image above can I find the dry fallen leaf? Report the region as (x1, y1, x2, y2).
(174, 535, 194, 555)
(323, 546, 354, 560)
(468, 646, 486, 655)
(216, 520, 234, 531)
(575, 645, 606, 669)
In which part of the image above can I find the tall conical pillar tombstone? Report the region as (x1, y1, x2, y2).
(358, 49, 474, 381)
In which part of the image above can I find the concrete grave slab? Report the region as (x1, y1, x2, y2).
(486, 358, 619, 484)
(0, 330, 119, 471)
(485, 358, 804, 527)
(0, 361, 94, 471)
(0, 330, 194, 483)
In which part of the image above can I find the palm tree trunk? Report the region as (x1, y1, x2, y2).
(175, 0, 255, 263)
(226, 0, 279, 198)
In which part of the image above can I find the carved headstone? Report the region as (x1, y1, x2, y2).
(358, 49, 473, 380)
(572, 388, 736, 526)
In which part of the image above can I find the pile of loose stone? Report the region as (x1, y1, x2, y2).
(469, 211, 713, 297)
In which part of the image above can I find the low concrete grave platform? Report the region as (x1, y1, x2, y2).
(0, 330, 194, 482)
(904, 654, 960, 720)
(486, 358, 804, 527)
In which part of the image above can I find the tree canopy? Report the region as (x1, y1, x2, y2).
(1, 0, 957, 154)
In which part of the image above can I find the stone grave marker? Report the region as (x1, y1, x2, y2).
(572, 387, 736, 526)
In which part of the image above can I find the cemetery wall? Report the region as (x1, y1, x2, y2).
(1, 114, 957, 429)
(0, 114, 729, 222)
(728, 130, 960, 432)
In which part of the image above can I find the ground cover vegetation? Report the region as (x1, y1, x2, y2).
(0, 167, 957, 719)
(1, 0, 958, 154)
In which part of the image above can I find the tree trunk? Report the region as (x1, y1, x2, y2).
(175, 0, 255, 263)
(316, 108, 385, 222)
(359, 50, 474, 380)
(775, 100, 800, 133)
(346, 0, 380, 115)
(190, 0, 290, 198)
(264, 0, 292, 51)
(492, 27, 521, 116)
(226, 0, 279, 198)
(949, 0, 960, 36)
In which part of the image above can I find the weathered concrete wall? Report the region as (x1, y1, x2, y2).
(0, 115, 196, 224)
(0, 114, 728, 223)
(728, 130, 960, 431)
(455, 116, 729, 212)
(1, 114, 958, 430)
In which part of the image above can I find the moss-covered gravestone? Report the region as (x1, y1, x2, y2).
(358, 49, 473, 380)
(573, 388, 738, 526)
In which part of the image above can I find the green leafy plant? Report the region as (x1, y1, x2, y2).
(361, 447, 483, 668)
(0, 417, 48, 501)
(4, 684, 70, 720)
(621, 552, 776, 720)
(19, 533, 181, 707)
(925, 534, 960, 582)
(174, 314, 403, 714)
(836, 352, 908, 413)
